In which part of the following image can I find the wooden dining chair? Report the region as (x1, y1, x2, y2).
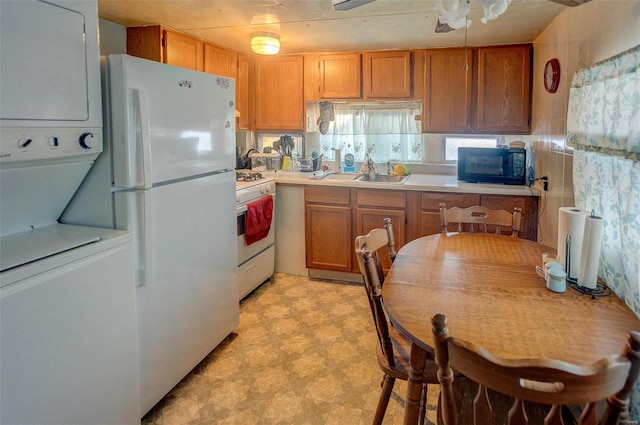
(431, 313, 640, 425)
(355, 219, 438, 425)
(439, 202, 522, 237)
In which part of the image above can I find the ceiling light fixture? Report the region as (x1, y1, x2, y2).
(433, 0, 512, 30)
(251, 32, 280, 55)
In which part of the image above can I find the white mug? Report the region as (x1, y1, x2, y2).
(536, 261, 563, 280)
(546, 268, 567, 293)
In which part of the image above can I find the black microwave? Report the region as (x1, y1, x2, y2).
(457, 147, 527, 185)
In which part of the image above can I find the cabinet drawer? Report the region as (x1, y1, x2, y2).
(305, 186, 351, 205)
(357, 190, 406, 208)
(421, 193, 465, 210)
(479, 195, 526, 211)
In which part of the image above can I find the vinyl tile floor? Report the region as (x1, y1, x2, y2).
(141, 272, 439, 425)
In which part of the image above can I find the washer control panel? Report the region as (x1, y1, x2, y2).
(0, 127, 103, 163)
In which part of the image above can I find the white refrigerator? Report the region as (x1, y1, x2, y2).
(62, 54, 239, 415)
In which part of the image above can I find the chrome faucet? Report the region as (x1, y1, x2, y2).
(387, 161, 392, 175)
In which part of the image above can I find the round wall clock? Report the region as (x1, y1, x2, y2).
(544, 58, 560, 93)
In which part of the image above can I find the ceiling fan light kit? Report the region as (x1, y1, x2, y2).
(333, 0, 377, 11)
(251, 32, 280, 55)
(433, 0, 512, 30)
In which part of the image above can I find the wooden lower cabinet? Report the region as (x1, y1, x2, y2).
(305, 187, 352, 272)
(418, 192, 467, 236)
(416, 191, 538, 241)
(355, 189, 407, 273)
(479, 195, 538, 241)
(305, 186, 540, 275)
(305, 187, 408, 274)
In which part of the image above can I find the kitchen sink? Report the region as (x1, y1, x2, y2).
(313, 173, 359, 181)
(355, 174, 410, 184)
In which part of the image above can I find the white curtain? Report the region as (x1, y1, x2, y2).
(567, 44, 640, 418)
(318, 102, 422, 163)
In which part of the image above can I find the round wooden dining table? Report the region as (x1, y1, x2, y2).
(381, 232, 640, 425)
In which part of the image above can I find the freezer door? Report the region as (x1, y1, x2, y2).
(107, 54, 236, 189)
(115, 172, 239, 415)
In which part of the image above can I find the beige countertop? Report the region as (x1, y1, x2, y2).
(269, 170, 540, 197)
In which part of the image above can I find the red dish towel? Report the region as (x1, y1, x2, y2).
(244, 195, 274, 245)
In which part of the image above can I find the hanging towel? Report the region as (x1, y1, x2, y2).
(244, 195, 274, 245)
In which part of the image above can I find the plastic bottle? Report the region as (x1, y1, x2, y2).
(343, 144, 355, 173)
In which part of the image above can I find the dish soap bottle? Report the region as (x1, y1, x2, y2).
(343, 144, 355, 173)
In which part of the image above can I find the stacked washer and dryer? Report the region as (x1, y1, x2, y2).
(0, 1, 139, 424)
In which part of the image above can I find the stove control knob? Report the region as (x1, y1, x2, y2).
(264, 185, 272, 194)
(260, 186, 266, 195)
(78, 132, 96, 149)
(17, 138, 33, 149)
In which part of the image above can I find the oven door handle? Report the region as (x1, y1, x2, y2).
(237, 205, 247, 215)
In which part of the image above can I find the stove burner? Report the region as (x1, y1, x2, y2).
(236, 171, 264, 182)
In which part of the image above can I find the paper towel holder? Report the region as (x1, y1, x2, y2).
(565, 213, 611, 299)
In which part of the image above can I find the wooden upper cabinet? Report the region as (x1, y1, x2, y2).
(236, 54, 250, 130)
(423, 49, 473, 133)
(319, 53, 362, 99)
(127, 26, 203, 72)
(476, 45, 532, 134)
(363, 50, 413, 98)
(203, 43, 237, 78)
(254, 55, 304, 131)
(420, 44, 532, 134)
(164, 30, 203, 71)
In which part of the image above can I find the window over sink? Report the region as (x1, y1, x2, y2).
(318, 101, 422, 163)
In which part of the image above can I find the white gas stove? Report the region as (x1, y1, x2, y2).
(235, 170, 276, 300)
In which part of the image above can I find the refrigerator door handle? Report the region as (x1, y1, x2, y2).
(127, 190, 153, 288)
(132, 88, 153, 190)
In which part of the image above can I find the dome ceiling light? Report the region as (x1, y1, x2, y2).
(251, 32, 280, 55)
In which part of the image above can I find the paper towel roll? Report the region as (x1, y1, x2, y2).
(557, 207, 589, 279)
(578, 215, 604, 289)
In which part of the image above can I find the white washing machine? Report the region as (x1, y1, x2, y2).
(0, 1, 140, 423)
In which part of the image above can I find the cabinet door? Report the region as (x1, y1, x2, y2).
(127, 26, 162, 63)
(163, 29, 203, 71)
(236, 54, 250, 130)
(479, 195, 538, 241)
(419, 192, 466, 236)
(423, 49, 473, 133)
(319, 53, 362, 99)
(363, 51, 412, 98)
(305, 204, 352, 272)
(254, 56, 304, 130)
(203, 43, 237, 78)
(356, 208, 406, 274)
(476, 45, 532, 134)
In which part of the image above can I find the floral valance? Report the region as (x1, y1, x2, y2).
(567, 45, 640, 160)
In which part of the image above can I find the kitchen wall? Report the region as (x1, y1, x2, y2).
(99, 20, 126, 55)
(530, 0, 640, 249)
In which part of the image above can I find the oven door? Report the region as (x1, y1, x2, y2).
(236, 193, 276, 266)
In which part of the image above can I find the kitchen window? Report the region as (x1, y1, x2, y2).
(444, 136, 501, 161)
(318, 101, 422, 163)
